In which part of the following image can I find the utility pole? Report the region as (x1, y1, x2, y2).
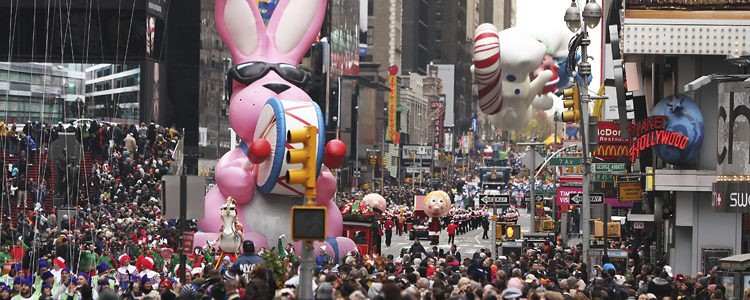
(517, 142, 544, 234)
(564, 0, 602, 263)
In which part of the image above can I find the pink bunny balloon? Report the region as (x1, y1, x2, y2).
(193, 0, 355, 262)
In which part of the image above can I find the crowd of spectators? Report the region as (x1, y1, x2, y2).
(0, 121, 734, 300)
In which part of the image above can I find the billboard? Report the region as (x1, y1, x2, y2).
(141, 61, 174, 125)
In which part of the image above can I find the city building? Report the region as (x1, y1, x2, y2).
(430, 0, 473, 136)
(84, 64, 141, 123)
(0, 63, 85, 124)
(198, 0, 233, 158)
(363, 0, 404, 185)
(616, 0, 750, 275)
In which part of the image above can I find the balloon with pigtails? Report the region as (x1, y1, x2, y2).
(423, 191, 452, 245)
(193, 0, 356, 263)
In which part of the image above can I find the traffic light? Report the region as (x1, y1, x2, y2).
(370, 155, 377, 165)
(505, 225, 521, 240)
(382, 158, 387, 167)
(285, 126, 318, 192)
(409, 151, 415, 160)
(560, 85, 580, 123)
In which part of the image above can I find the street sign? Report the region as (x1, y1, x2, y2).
(593, 173, 616, 182)
(549, 157, 582, 166)
(592, 163, 626, 181)
(353, 170, 361, 178)
(592, 163, 626, 173)
(633, 221, 645, 229)
(182, 231, 195, 255)
(538, 189, 557, 196)
(568, 193, 604, 205)
(523, 194, 544, 202)
(480, 195, 510, 205)
(405, 167, 430, 174)
(618, 181, 643, 202)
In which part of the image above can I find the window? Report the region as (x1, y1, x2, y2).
(367, 26, 374, 45)
(368, 0, 373, 16)
(435, 12, 442, 22)
(435, 30, 442, 42)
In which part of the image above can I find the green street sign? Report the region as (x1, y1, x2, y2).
(538, 189, 557, 196)
(593, 174, 615, 182)
(592, 163, 626, 174)
(549, 157, 582, 166)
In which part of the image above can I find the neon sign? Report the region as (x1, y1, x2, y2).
(627, 116, 689, 163)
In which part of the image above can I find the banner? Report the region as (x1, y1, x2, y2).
(387, 73, 398, 143)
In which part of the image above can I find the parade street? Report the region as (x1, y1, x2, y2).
(381, 208, 532, 258)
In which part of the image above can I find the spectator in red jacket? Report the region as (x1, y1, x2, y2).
(10, 239, 26, 261)
(384, 218, 395, 247)
(447, 222, 459, 245)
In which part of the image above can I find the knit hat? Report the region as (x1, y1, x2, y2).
(98, 279, 110, 286)
(141, 275, 150, 285)
(96, 262, 110, 274)
(61, 267, 71, 274)
(77, 272, 90, 284)
(42, 283, 52, 290)
(222, 270, 239, 281)
(41, 271, 54, 281)
(53, 257, 66, 269)
(180, 284, 199, 296)
(38, 259, 49, 269)
(10, 264, 21, 271)
(20, 276, 33, 286)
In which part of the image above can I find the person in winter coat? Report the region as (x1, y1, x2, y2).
(648, 271, 675, 299)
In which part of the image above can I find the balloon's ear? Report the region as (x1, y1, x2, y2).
(265, 0, 327, 63)
(215, 0, 267, 63)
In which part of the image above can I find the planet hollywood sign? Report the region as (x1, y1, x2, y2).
(627, 116, 689, 163)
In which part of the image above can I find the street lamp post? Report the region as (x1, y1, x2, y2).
(382, 107, 388, 194)
(564, 0, 602, 263)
